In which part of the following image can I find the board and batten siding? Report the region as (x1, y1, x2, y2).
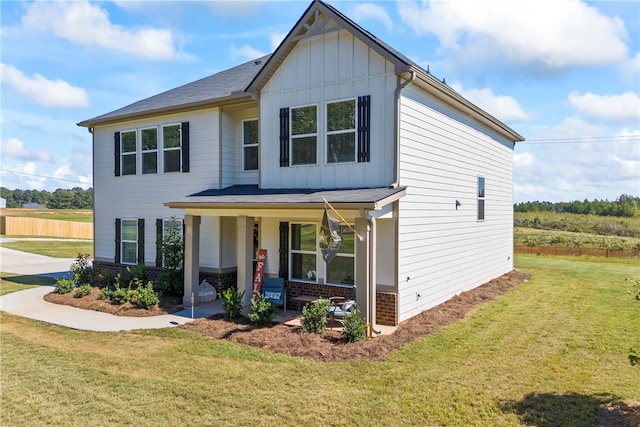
(93, 108, 223, 267)
(396, 85, 515, 323)
(259, 27, 397, 189)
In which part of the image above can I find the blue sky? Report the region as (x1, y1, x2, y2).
(1, 0, 638, 203)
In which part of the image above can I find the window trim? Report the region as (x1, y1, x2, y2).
(325, 98, 357, 165)
(140, 126, 158, 175)
(120, 129, 137, 176)
(162, 123, 182, 173)
(477, 176, 486, 221)
(289, 223, 317, 283)
(242, 118, 259, 172)
(290, 104, 318, 166)
(121, 218, 139, 265)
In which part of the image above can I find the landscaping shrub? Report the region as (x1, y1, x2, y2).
(98, 287, 114, 300)
(342, 306, 367, 342)
(301, 299, 329, 334)
(97, 267, 116, 289)
(54, 278, 75, 294)
(74, 284, 93, 298)
(70, 253, 93, 285)
(157, 269, 184, 297)
(130, 281, 160, 309)
(117, 264, 147, 288)
(221, 287, 244, 320)
(111, 285, 132, 305)
(249, 294, 276, 326)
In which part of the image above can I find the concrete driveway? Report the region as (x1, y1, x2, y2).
(1, 244, 76, 278)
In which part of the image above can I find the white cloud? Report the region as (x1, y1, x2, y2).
(53, 165, 71, 180)
(514, 152, 534, 167)
(1, 137, 53, 163)
(0, 63, 89, 108)
(351, 3, 393, 31)
(271, 32, 288, 51)
(207, 1, 265, 18)
(450, 82, 529, 122)
(620, 51, 640, 80)
(22, 1, 177, 60)
(230, 44, 267, 61)
(568, 91, 640, 125)
(397, 0, 629, 72)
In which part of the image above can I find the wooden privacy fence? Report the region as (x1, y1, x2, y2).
(0, 217, 92, 239)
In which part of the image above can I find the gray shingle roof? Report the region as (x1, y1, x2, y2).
(165, 185, 406, 210)
(78, 55, 270, 127)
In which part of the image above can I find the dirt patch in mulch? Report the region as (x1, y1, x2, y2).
(181, 270, 530, 362)
(44, 287, 183, 317)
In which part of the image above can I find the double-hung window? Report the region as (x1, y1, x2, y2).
(326, 99, 356, 163)
(478, 176, 486, 221)
(291, 105, 317, 165)
(121, 219, 139, 265)
(290, 223, 317, 281)
(141, 127, 158, 174)
(121, 130, 137, 175)
(326, 226, 355, 285)
(162, 218, 183, 268)
(243, 119, 259, 171)
(163, 124, 181, 173)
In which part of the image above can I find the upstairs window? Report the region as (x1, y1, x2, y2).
(141, 127, 158, 174)
(291, 105, 317, 165)
(243, 119, 259, 171)
(163, 124, 181, 173)
(290, 223, 316, 282)
(326, 99, 356, 163)
(478, 176, 486, 221)
(121, 130, 137, 175)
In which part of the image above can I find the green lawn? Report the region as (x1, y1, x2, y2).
(0, 273, 55, 296)
(0, 240, 93, 258)
(1, 255, 638, 426)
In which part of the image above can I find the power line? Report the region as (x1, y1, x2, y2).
(525, 135, 640, 144)
(0, 169, 89, 185)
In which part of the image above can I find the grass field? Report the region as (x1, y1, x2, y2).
(0, 240, 93, 258)
(515, 227, 640, 254)
(0, 208, 93, 223)
(1, 255, 638, 426)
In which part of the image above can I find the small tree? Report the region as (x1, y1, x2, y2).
(301, 299, 329, 334)
(70, 253, 93, 286)
(220, 288, 244, 320)
(249, 294, 276, 326)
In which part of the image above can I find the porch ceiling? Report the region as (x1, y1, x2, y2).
(164, 185, 406, 211)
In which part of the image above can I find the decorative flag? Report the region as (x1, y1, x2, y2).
(252, 249, 267, 301)
(319, 207, 342, 264)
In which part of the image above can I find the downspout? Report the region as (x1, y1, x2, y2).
(391, 70, 416, 188)
(362, 209, 380, 336)
(88, 127, 96, 264)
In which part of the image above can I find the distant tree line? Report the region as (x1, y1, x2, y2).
(514, 194, 639, 218)
(1, 187, 93, 209)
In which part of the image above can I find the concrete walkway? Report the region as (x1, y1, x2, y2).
(1, 246, 76, 278)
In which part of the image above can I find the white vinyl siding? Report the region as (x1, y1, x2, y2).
(396, 85, 514, 323)
(93, 108, 224, 267)
(260, 28, 396, 189)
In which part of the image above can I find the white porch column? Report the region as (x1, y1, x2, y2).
(182, 215, 201, 307)
(355, 218, 371, 326)
(237, 215, 254, 315)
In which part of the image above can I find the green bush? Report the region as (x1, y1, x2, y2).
(54, 278, 75, 294)
(111, 285, 132, 305)
(249, 294, 276, 326)
(97, 267, 116, 289)
(74, 284, 92, 298)
(70, 253, 94, 286)
(130, 281, 160, 309)
(342, 306, 367, 342)
(98, 287, 114, 300)
(117, 264, 147, 288)
(301, 299, 329, 334)
(220, 287, 244, 320)
(157, 269, 184, 297)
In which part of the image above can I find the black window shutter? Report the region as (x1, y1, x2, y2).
(279, 222, 289, 279)
(137, 218, 145, 264)
(156, 219, 163, 267)
(114, 132, 121, 176)
(115, 218, 121, 263)
(357, 95, 371, 162)
(279, 108, 290, 167)
(181, 122, 190, 172)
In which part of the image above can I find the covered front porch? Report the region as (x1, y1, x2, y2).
(166, 186, 406, 328)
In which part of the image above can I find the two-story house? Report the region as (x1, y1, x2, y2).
(78, 0, 524, 328)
